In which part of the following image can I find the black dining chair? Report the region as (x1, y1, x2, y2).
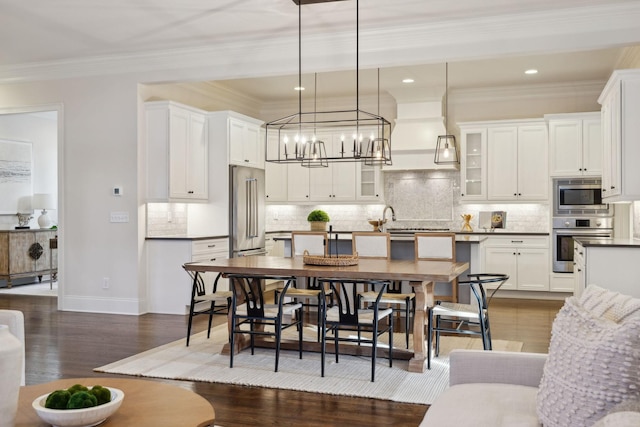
(228, 274, 303, 372)
(319, 278, 394, 382)
(427, 273, 509, 369)
(183, 267, 232, 347)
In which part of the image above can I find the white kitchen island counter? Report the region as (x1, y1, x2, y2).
(574, 237, 640, 298)
(273, 231, 487, 303)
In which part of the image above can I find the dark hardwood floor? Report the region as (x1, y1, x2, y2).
(0, 293, 563, 426)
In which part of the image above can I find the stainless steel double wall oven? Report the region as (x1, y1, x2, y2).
(552, 178, 613, 273)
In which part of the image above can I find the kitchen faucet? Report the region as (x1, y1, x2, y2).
(380, 205, 396, 232)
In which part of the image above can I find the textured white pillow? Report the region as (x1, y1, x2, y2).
(537, 286, 640, 427)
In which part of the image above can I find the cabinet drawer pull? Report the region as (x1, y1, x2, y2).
(210, 258, 216, 261)
(511, 240, 523, 243)
(188, 190, 194, 194)
(207, 244, 216, 248)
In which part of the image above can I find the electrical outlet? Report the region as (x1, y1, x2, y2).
(102, 277, 110, 289)
(273, 211, 279, 220)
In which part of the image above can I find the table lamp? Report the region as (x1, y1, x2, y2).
(32, 193, 56, 229)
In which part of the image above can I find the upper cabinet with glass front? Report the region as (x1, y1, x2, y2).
(459, 126, 487, 201)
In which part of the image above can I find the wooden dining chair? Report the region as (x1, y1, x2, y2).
(182, 266, 233, 347)
(414, 232, 458, 303)
(319, 278, 393, 382)
(228, 274, 303, 372)
(353, 232, 415, 348)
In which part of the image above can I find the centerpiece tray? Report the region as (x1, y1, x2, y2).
(303, 250, 359, 266)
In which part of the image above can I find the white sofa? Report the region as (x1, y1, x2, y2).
(421, 285, 640, 427)
(0, 309, 25, 386)
(420, 350, 546, 426)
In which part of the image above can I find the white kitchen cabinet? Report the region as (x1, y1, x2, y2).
(483, 236, 550, 292)
(287, 163, 310, 202)
(459, 127, 487, 201)
(458, 119, 548, 202)
(598, 69, 640, 202)
(549, 273, 576, 293)
(145, 101, 209, 201)
(573, 239, 640, 298)
(309, 133, 356, 202)
(487, 123, 548, 201)
(264, 131, 288, 202)
(547, 113, 601, 177)
(147, 237, 229, 314)
(209, 111, 264, 170)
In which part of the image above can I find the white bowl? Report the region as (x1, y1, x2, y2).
(32, 387, 124, 427)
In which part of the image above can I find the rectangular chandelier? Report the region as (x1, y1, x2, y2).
(265, 0, 392, 168)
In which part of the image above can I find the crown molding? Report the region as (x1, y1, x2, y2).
(0, 2, 639, 84)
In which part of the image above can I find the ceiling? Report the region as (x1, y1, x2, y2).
(1, 0, 639, 97)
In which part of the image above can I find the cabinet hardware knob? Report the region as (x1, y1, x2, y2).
(577, 268, 582, 272)
(513, 252, 516, 255)
(611, 186, 615, 189)
(188, 191, 194, 194)
(208, 244, 216, 248)
(210, 258, 216, 261)
(513, 193, 517, 196)
(579, 168, 582, 171)
(518, 193, 521, 196)
(244, 159, 249, 162)
(461, 193, 465, 197)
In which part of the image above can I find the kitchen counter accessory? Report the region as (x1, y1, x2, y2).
(461, 214, 473, 232)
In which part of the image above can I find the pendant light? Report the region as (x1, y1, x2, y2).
(434, 62, 459, 165)
(265, 0, 392, 166)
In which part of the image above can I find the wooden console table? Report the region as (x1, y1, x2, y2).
(0, 229, 57, 288)
(16, 377, 215, 427)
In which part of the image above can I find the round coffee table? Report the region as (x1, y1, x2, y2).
(16, 377, 215, 427)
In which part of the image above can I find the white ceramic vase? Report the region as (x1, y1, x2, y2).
(0, 325, 22, 427)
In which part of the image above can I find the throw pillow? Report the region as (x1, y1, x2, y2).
(536, 285, 640, 427)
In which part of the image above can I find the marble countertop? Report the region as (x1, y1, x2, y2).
(145, 234, 228, 241)
(574, 237, 640, 248)
(272, 232, 488, 243)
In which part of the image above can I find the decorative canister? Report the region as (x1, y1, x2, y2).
(0, 325, 22, 427)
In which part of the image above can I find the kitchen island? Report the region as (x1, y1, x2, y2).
(273, 231, 488, 303)
(573, 237, 640, 298)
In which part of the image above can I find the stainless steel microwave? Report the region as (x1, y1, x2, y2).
(553, 178, 610, 215)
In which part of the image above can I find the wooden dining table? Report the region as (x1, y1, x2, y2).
(185, 255, 468, 373)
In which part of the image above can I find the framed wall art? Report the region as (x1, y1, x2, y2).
(0, 139, 33, 214)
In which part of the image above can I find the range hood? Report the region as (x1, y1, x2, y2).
(384, 98, 459, 171)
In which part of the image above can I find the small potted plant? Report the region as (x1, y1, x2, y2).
(307, 209, 330, 231)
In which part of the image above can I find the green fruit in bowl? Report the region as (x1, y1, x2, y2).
(67, 391, 97, 409)
(44, 390, 71, 409)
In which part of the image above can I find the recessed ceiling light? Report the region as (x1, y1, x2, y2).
(402, 78, 414, 84)
(294, 86, 305, 91)
(525, 69, 538, 75)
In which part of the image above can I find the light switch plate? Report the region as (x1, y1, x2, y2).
(110, 211, 129, 223)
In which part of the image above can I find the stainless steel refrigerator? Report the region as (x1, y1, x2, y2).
(229, 165, 266, 257)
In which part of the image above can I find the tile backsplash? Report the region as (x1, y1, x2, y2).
(146, 203, 188, 236)
(266, 170, 551, 233)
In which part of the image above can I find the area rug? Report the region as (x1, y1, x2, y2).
(0, 282, 57, 297)
(95, 325, 522, 405)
